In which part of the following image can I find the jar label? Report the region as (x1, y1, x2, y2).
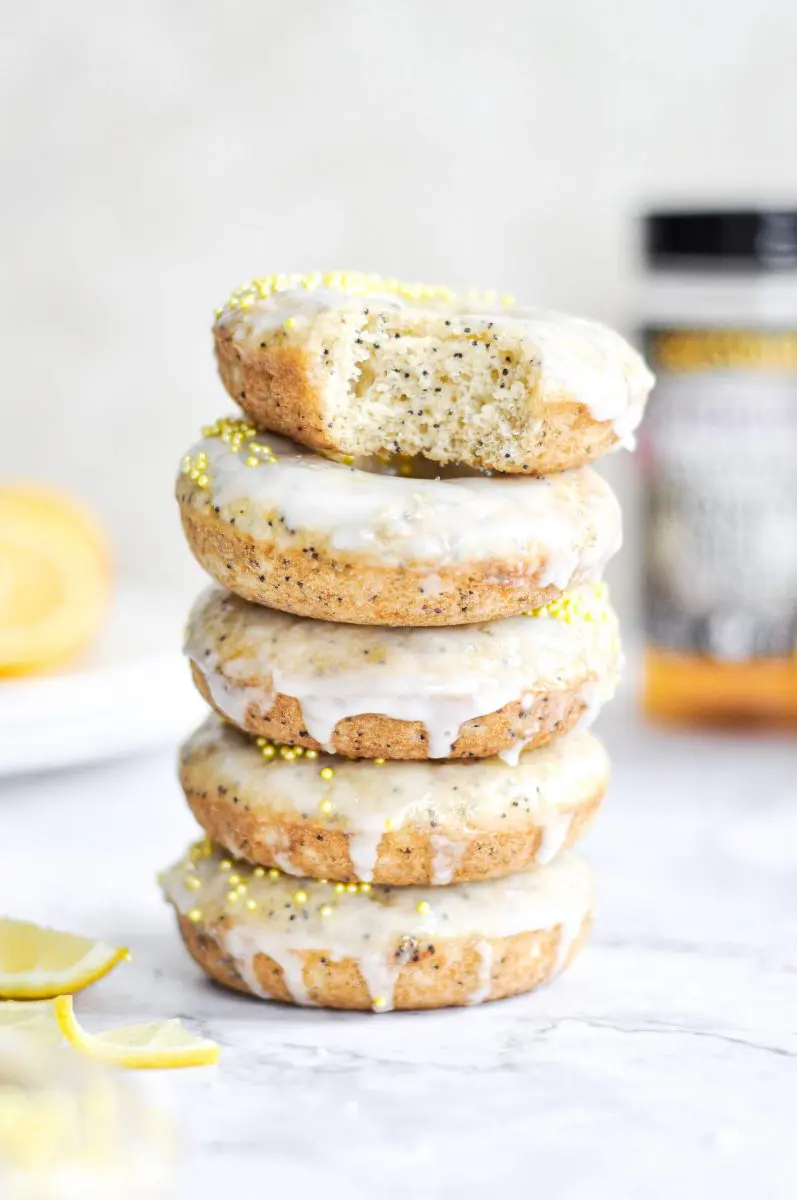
(643, 327, 797, 660)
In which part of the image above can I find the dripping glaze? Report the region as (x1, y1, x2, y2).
(178, 716, 609, 883)
(184, 582, 622, 759)
(161, 843, 595, 1012)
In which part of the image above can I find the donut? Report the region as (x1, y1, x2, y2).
(176, 420, 622, 626)
(213, 272, 653, 474)
(160, 840, 595, 1011)
(178, 715, 609, 885)
(185, 581, 621, 761)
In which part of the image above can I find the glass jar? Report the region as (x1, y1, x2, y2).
(638, 209, 797, 726)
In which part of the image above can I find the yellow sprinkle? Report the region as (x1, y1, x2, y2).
(185, 876, 201, 891)
(319, 766, 334, 781)
(253, 866, 265, 878)
(228, 873, 241, 886)
(246, 899, 258, 911)
(319, 904, 334, 918)
(293, 890, 308, 906)
(226, 891, 239, 904)
(236, 883, 248, 896)
(304, 749, 318, 761)
(219, 272, 472, 316)
(284, 317, 296, 330)
(346, 883, 358, 894)
(372, 996, 388, 1010)
(189, 837, 213, 862)
(268, 868, 280, 881)
(384, 819, 393, 831)
(244, 455, 259, 468)
(333, 882, 345, 894)
(319, 798, 335, 815)
(187, 908, 202, 923)
(218, 860, 232, 872)
(416, 900, 430, 914)
(501, 292, 516, 307)
(261, 745, 276, 760)
(358, 882, 372, 893)
(373, 757, 386, 766)
(525, 581, 611, 625)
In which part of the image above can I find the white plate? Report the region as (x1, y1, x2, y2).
(0, 583, 204, 776)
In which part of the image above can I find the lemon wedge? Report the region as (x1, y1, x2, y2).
(0, 918, 128, 1000)
(0, 485, 111, 676)
(0, 999, 62, 1043)
(54, 996, 219, 1069)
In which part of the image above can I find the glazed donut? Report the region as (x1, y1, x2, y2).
(184, 582, 621, 761)
(214, 272, 653, 474)
(161, 840, 595, 1011)
(176, 420, 622, 626)
(178, 715, 609, 885)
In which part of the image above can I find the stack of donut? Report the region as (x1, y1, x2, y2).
(161, 272, 653, 1012)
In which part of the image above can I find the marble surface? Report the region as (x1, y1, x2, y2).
(1, 700, 796, 1199)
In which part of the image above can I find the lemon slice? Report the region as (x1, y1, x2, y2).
(0, 919, 128, 1000)
(0, 998, 62, 1043)
(54, 997, 219, 1069)
(0, 485, 111, 675)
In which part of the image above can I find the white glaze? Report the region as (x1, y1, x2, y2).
(222, 924, 273, 998)
(258, 828, 298, 877)
(179, 716, 609, 883)
(178, 432, 622, 580)
(202, 670, 269, 732)
(345, 830, 384, 885)
(184, 582, 622, 759)
(218, 286, 653, 442)
(498, 740, 528, 767)
(467, 940, 495, 1006)
(218, 286, 403, 338)
(430, 833, 467, 886)
(535, 810, 576, 866)
(161, 844, 595, 1011)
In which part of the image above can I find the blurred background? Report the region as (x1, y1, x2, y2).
(3, 0, 797, 621)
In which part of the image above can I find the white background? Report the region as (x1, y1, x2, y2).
(2, 0, 796, 618)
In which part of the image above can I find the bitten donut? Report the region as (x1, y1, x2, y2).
(214, 272, 653, 474)
(176, 420, 622, 626)
(178, 715, 609, 885)
(161, 841, 595, 1011)
(185, 582, 621, 761)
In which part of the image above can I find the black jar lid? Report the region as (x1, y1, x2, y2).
(645, 209, 797, 270)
